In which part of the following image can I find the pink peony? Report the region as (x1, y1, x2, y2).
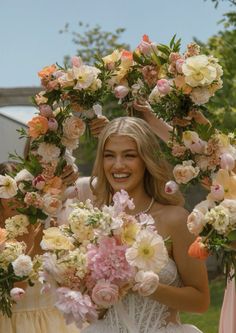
(156, 79, 171, 95)
(56, 287, 98, 329)
(92, 280, 119, 308)
(87, 236, 134, 285)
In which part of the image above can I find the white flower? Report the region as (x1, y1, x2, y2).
(205, 206, 230, 234)
(182, 54, 217, 87)
(173, 160, 200, 184)
(0, 241, 25, 270)
(43, 194, 62, 216)
(14, 169, 34, 183)
(5, 214, 29, 238)
(125, 229, 168, 273)
(148, 86, 161, 104)
(73, 65, 100, 90)
(37, 142, 60, 163)
(92, 104, 103, 117)
(187, 209, 206, 235)
(0, 175, 18, 199)
(61, 136, 79, 150)
(220, 199, 236, 227)
(12, 254, 33, 277)
(133, 270, 159, 296)
(190, 87, 212, 105)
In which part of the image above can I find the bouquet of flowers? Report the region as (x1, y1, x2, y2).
(40, 190, 168, 328)
(0, 215, 42, 316)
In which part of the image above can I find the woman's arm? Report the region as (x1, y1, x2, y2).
(133, 100, 172, 143)
(151, 207, 210, 313)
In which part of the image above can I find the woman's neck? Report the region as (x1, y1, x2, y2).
(126, 187, 152, 216)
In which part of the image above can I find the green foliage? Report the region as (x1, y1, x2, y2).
(205, 0, 236, 8)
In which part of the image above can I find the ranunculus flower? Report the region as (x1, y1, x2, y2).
(63, 116, 85, 139)
(220, 153, 235, 171)
(48, 118, 58, 131)
(114, 85, 130, 99)
(32, 174, 46, 190)
(10, 287, 25, 301)
(133, 270, 159, 296)
(28, 116, 49, 138)
(0, 175, 18, 199)
(156, 79, 171, 95)
(92, 280, 119, 308)
(188, 237, 209, 260)
(39, 104, 54, 118)
(164, 180, 179, 194)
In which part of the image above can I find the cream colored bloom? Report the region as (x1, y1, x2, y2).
(0, 175, 18, 199)
(125, 229, 168, 273)
(120, 221, 141, 246)
(5, 214, 29, 238)
(14, 169, 34, 183)
(69, 209, 94, 243)
(212, 169, 236, 200)
(37, 143, 60, 163)
(41, 227, 74, 251)
(182, 55, 217, 87)
(182, 131, 200, 148)
(73, 65, 100, 90)
(0, 241, 25, 271)
(205, 205, 230, 234)
(190, 87, 212, 105)
(173, 161, 200, 184)
(12, 254, 33, 277)
(102, 50, 121, 65)
(63, 116, 85, 140)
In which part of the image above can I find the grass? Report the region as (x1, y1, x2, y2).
(180, 277, 225, 333)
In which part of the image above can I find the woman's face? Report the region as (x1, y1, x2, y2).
(103, 135, 146, 195)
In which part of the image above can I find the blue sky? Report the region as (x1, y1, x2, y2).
(0, 0, 232, 121)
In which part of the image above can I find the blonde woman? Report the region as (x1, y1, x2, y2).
(72, 117, 209, 333)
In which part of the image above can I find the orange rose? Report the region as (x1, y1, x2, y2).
(38, 64, 57, 79)
(188, 237, 209, 260)
(28, 116, 49, 138)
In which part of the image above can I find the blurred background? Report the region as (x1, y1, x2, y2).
(0, 1, 235, 331)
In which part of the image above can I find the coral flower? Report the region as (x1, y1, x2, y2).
(188, 237, 209, 260)
(28, 116, 49, 138)
(38, 64, 57, 79)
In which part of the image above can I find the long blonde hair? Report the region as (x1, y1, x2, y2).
(91, 117, 184, 207)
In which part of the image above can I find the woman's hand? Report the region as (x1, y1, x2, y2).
(133, 100, 153, 115)
(89, 116, 109, 138)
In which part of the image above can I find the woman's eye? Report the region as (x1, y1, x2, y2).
(125, 154, 136, 158)
(104, 154, 114, 158)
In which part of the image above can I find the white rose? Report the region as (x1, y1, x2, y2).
(12, 254, 33, 277)
(133, 270, 159, 296)
(187, 209, 206, 235)
(190, 87, 212, 105)
(37, 142, 60, 163)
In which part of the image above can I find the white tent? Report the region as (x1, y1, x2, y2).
(0, 111, 28, 163)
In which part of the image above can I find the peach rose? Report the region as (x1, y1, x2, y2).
(28, 116, 49, 138)
(38, 64, 57, 79)
(63, 116, 85, 139)
(173, 161, 200, 184)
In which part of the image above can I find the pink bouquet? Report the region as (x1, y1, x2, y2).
(40, 190, 168, 328)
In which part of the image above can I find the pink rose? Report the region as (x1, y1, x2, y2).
(39, 104, 54, 118)
(133, 271, 159, 296)
(48, 118, 58, 131)
(92, 280, 119, 308)
(114, 85, 130, 99)
(10, 287, 25, 301)
(164, 181, 179, 194)
(220, 153, 235, 171)
(156, 79, 171, 95)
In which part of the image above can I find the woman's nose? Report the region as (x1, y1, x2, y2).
(113, 157, 124, 169)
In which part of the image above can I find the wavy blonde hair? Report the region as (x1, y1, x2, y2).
(91, 117, 184, 207)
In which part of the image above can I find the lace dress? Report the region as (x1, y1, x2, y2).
(82, 259, 203, 333)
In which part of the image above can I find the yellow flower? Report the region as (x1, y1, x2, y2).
(213, 169, 236, 200)
(41, 227, 74, 251)
(121, 221, 141, 246)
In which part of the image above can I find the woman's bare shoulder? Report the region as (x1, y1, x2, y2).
(152, 203, 189, 230)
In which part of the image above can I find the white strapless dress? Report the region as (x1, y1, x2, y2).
(82, 259, 202, 333)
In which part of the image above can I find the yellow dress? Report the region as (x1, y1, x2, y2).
(0, 282, 80, 333)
